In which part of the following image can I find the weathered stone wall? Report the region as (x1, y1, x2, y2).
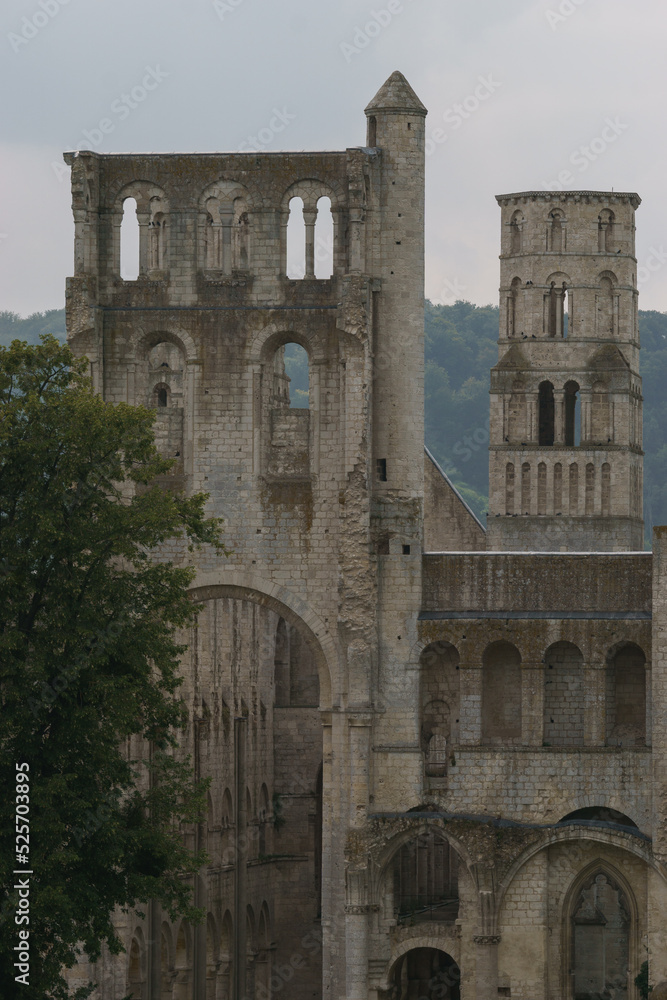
(423, 449, 486, 551)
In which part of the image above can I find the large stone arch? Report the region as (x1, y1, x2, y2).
(377, 941, 461, 994)
(188, 570, 335, 708)
(496, 825, 659, 918)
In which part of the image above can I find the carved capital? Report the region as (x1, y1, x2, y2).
(345, 904, 379, 915)
(473, 934, 501, 946)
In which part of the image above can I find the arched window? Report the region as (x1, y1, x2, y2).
(569, 462, 579, 514)
(554, 462, 563, 514)
(548, 209, 565, 252)
(173, 923, 192, 1000)
(606, 643, 646, 747)
(205, 197, 222, 270)
(544, 641, 584, 746)
(571, 871, 631, 998)
(420, 641, 460, 772)
(564, 381, 580, 446)
(219, 912, 233, 1000)
(120, 197, 140, 280)
(510, 210, 523, 254)
(256, 905, 272, 1000)
(283, 342, 310, 408)
(390, 949, 460, 1000)
(547, 280, 567, 337)
(598, 274, 615, 337)
(367, 115, 377, 146)
(160, 924, 174, 1000)
(482, 641, 522, 743)
(206, 915, 218, 1000)
(602, 462, 611, 515)
(538, 461, 547, 514)
(148, 196, 167, 271)
(234, 201, 250, 270)
(538, 381, 555, 446)
(393, 832, 459, 923)
(314, 196, 334, 279)
(286, 196, 306, 278)
(505, 462, 515, 515)
(507, 276, 521, 337)
(246, 906, 257, 1000)
(127, 932, 146, 1000)
(560, 807, 638, 830)
(153, 382, 169, 407)
(585, 462, 595, 514)
(521, 461, 531, 514)
(598, 209, 615, 252)
(258, 783, 270, 855)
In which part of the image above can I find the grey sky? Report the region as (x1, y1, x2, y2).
(1, 0, 666, 315)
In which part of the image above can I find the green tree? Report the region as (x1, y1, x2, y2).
(0, 336, 225, 999)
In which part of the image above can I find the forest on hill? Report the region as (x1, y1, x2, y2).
(3, 302, 666, 545)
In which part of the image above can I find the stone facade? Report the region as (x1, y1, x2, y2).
(63, 72, 667, 1000)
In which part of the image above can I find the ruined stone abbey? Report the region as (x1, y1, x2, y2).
(64, 71, 667, 999)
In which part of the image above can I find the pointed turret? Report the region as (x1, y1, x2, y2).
(364, 70, 427, 116)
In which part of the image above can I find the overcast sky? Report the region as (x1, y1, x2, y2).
(1, 0, 666, 315)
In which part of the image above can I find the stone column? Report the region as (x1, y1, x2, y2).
(584, 660, 606, 746)
(553, 390, 566, 444)
(348, 208, 364, 274)
(652, 527, 667, 865)
(580, 389, 593, 443)
(137, 209, 150, 276)
(521, 659, 544, 746)
(344, 905, 373, 1000)
(234, 717, 248, 1000)
(526, 391, 539, 442)
(220, 209, 233, 275)
(303, 207, 318, 278)
(474, 935, 501, 999)
(459, 662, 482, 745)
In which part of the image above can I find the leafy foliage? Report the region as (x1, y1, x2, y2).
(0, 336, 224, 1000)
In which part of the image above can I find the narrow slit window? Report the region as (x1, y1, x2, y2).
(377, 458, 387, 482)
(314, 196, 334, 279)
(120, 197, 140, 280)
(286, 197, 306, 279)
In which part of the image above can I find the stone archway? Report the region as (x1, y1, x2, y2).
(389, 948, 461, 1000)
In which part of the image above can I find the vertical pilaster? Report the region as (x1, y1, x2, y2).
(584, 660, 606, 746)
(521, 660, 544, 745)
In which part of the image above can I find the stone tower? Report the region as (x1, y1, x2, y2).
(486, 190, 644, 552)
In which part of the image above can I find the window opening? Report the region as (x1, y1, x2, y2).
(120, 197, 140, 280)
(286, 197, 306, 279)
(314, 196, 334, 279)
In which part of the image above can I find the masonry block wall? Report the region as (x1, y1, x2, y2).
(487, 190, 644, 552)
(65, 73, 667, 1000)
